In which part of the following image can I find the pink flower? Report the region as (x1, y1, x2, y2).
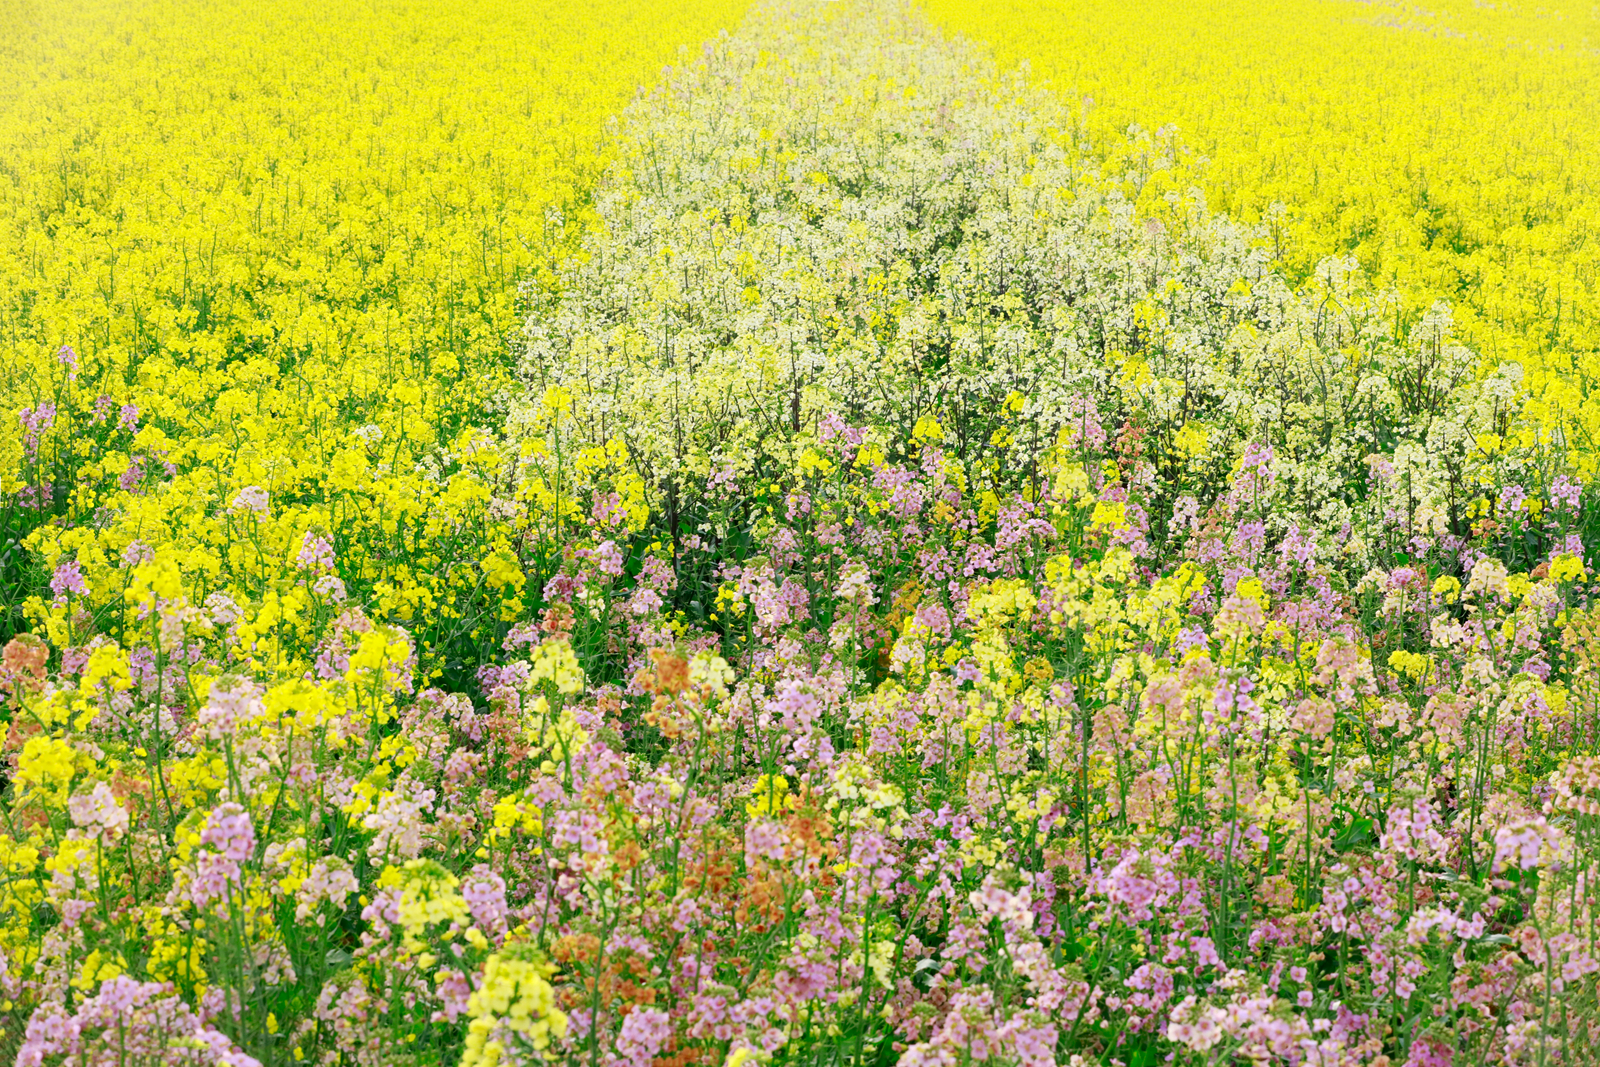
(745, 819, 788, 867)
(294, 857, 359, 924)
(200, 676, 265, 740)
(50, 560, 86, 600)
(118, 454, 147, 493)
(17, 976, 260, 1067)
(613, 1007, 671, 1067)
(1493, 815, 1562, 872)
(1382, 798, 1449, 865)
(362, 789, 434, 860)
(202, 802, 256, 862)
(587, 539, 625, 577)
(18, 401, 55, 461)
(295, 532, 337, 574)
(461, 865, 509, 930)
(433, 969, 473, 1024)
(67, 783, 129, 841)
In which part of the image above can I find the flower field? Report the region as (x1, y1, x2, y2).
(924, 0, 1600, 470)
(2, 0, 1599, 1063)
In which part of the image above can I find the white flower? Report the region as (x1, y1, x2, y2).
(230, 485, 270, 514)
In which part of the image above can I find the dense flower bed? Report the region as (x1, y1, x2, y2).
(0, 0, 747, 670)
(922, 0, 1600, 476)
(2, 0, 1598, 1065)
(517, 0, 1584, 578)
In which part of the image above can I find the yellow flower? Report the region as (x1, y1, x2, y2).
(746, 774, 793, 818)
(384, 860, 472, 937)
(1173, 422, 1209, 459)
(541, 385, 574, 416)
(911, 414, 944, 444)
(1550, 554, 1586, 583)
(797, 447, 835, 477)
(528, 637, 584, 696)
(1387, 648, 1432, 685)
(461, 948, 568, 1066)
(490, 797, 544, 844)
(70, 949, 126, 991)
(1089, 500, 1127, 530)
(1235, 575, 1269, 611)
(15, 737, 80, 802)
